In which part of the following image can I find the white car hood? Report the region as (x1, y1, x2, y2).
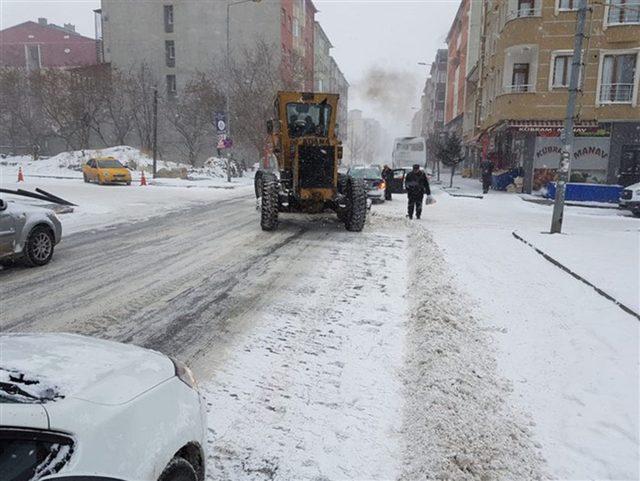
(0, 333, 174, 406)
(623, 182, 640, 191)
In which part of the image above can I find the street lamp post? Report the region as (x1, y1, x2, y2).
(225, 0, 261, 182)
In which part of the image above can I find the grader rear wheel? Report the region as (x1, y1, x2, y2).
(344, 177, 366, 232)
(261, 173, 279, 231)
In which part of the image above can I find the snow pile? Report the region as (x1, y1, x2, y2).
(400, 223, 548, 480)
(0, 147, 246, 182)
(0, 146, 181, 178)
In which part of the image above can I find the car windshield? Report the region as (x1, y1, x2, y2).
(350, 168, 381, 179)
(0, 430, 73, 481)
(96, 159, 124, 169)
(287, 102, 332, 138)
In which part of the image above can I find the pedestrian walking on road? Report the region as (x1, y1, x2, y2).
(382, 165, 393, 201)
(405, 164, 432, 220)
(480, 159, 494, 194)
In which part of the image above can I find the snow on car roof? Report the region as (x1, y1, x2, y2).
(0, 333, 174, 405)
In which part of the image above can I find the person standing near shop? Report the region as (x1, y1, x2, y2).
(382, 165, 394, 200)
(405, 164, 432, 220)
(480, 158, 494, 194)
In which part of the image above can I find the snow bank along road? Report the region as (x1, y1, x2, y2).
(2, 186, 634, 480)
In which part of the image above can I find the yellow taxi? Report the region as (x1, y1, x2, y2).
(82, 157, 132, 185)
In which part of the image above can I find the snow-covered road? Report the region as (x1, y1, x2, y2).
(2, 180, 637, 480)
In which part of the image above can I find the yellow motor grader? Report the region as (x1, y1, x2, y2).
(254, 91, 367, 232)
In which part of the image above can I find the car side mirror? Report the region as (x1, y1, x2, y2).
(0, 199, 6, 211)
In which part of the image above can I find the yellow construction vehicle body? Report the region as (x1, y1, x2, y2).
(269, 91, 342, 211)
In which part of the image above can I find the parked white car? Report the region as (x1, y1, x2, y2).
(0, 333, 206, 481)
(619, 182, 640, 217)
(0, 197, 62, 267)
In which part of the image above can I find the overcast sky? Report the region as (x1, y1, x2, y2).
(0, 0, 458, 140)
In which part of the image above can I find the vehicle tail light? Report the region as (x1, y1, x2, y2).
(379, 181, 386, 190)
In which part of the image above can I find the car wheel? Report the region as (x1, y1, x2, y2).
(632, 207, 640, 218)
(83, 173, 88, 183)
(23, 225, 55, 267)
(158, 457, 197, 481)
(126, 181, 131, 186)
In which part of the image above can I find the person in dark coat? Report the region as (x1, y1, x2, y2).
(381, 165, 394, 200)
(480, 159, 494, 194)
(405, 164, 431, 220)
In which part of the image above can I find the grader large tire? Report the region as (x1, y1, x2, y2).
(254, 171, 264, 199)
(344, 177, 367, 232)
(261, 173, 279, 231)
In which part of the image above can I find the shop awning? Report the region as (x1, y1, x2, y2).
(506, 119, 599, 130)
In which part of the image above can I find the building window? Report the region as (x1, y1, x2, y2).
(552, 54, 571, 87)
(26, 44, 41, 71)
(607, 0, 640, 25)
(599, 53, 637, 103)
(164, 5, 174, 33)
(165, 40, 175, 67)
(517, 0, 535, 16)
(511, 63, 531, 92)
(166, 74, 177, 97)
(558, 0, 577, 10)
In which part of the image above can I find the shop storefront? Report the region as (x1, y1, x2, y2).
(479, 120, 616, 193)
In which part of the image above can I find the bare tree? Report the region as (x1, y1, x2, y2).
(0, 69, 50, 154)
(163, 76, 213, 166)
(31, 68, 107, 151)
(102, 69, 135, 146)
(127, 63, 158, 152)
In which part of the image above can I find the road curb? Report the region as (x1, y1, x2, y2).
(512, 231, 640, 321)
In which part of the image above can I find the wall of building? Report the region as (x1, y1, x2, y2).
(445, 0, 469, 129)
(102, 0, 281, 94)
(0, 20, 97, 69)
(314, 21, 332, 91)
(480, 0, 639, 130)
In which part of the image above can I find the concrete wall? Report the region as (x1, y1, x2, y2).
(102, 0, 281, 94)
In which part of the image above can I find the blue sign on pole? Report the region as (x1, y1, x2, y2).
(214, 112, 227, 135)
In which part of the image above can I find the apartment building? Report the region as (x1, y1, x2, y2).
(329, 56, 349, 141)
(313, 23, 349, 140)
(98, 0, 316, 96)
(347, 109, 385, 166)
(424, 49, 449, 138)
(0, 18, 98, 70)
(314, 22, 332, 92)
(445, 0, 472, 137)
(477, 0, 640, 191)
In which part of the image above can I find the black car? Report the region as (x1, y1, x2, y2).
(347, 167, 386, 203)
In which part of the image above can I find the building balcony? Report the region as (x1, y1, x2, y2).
(503, 83, 536, 94)
(506, 5, 542, 23)
(599, 83, 635, 103)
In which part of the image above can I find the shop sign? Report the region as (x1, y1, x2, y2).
(534, 137, 610, 170)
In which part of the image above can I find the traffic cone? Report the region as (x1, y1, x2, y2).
(140, 170, 147, 186)
(17, 166, 24, 182)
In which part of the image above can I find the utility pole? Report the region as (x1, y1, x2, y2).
(152, 87, 158, 179)
(550, 0, 588, 234)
